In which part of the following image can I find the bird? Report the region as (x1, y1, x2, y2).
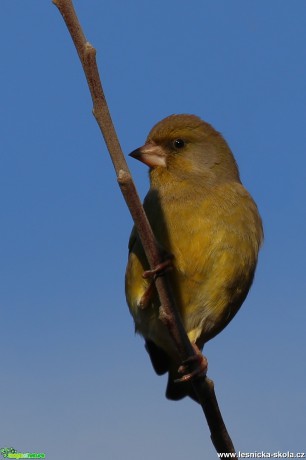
(125, 114, 263, 402)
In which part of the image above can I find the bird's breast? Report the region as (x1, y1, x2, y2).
(130, 180, 262, 345)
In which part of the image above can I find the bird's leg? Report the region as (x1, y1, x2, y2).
(137, 256, 174, 310)
(175, 343, 208, 383)
(137, 280, 155, 310)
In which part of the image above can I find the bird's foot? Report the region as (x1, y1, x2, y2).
(175, 344, 208, 383)
(142, 256, 174, 280)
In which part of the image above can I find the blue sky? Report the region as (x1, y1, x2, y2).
(1, 1, 305, 458)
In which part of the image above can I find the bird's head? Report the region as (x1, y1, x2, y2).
(129, 114, 240, 187)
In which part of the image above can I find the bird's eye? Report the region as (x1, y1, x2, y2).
(173, 139, 185, 149)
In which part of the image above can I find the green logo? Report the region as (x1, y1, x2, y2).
(0, 448, 46, 459)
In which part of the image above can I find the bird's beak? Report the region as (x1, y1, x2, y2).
(129, 142, 166, 168)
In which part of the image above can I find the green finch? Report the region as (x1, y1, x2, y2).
(125, 114, 263, 402)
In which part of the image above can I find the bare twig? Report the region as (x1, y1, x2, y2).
(53, 0, 237, 456)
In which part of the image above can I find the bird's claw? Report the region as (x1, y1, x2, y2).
(142, 256, 174, 280)
(175, 346, 208, 383)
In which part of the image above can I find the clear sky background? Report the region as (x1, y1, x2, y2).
(1, 1, 305, 459)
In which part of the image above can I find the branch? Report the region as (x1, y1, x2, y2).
(53, 0, 237, 456)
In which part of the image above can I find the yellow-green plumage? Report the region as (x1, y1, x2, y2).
(125, 114, 263, 401)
